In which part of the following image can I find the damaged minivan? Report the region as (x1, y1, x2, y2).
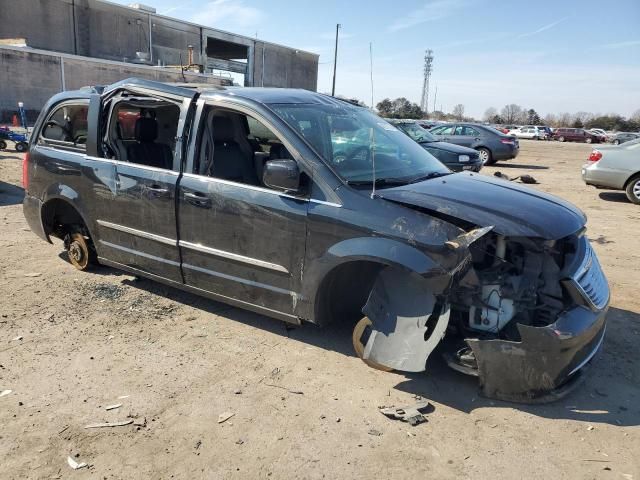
(23, 79, 608, 402)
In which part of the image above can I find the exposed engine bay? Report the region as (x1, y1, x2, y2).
(450, 233, 578, 349)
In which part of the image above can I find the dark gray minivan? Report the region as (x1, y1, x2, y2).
(23, 78, 608, 402)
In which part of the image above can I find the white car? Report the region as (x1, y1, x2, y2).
(509, 126, 548, 140)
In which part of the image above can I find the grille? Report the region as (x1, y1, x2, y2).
(572, 243, 609, 311)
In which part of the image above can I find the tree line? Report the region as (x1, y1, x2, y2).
(374, 97, 640, 131)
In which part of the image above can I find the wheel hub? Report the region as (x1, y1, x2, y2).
(69, 242, 83, 263)
(634, 181, 640, 200)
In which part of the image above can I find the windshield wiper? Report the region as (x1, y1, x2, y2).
(406, 171, 452, 184)
(346, 177, 410, 187)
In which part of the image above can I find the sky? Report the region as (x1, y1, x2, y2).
(110, 0, 640, 118)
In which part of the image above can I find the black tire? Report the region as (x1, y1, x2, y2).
(625, 175, 640, 205)
(65, 231, 97, 271)
(613, 139, 620, 145)
(558, 136, 565, 142)
(477, 147, 494, 165)
(0, 140, 6, 150)
(586, 137, 592, 144)
(15, 142, 27, 152)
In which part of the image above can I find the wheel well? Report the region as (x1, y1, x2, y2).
(624, 172, 640, 188)
(314, 261, 386, 326)
(41, 199, 89, 240)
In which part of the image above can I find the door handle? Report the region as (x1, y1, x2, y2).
(146, 184, 171, 198)
(184, 191, 212, 208)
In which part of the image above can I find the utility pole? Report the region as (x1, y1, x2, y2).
(420, 49, 434, 114)
(433, 85, 438, 113)
(331, 23, 341, 96)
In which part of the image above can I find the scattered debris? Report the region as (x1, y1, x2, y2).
(105, 403, 122, 411)
(0, 389, 12, 397)
(264, 383, 303, 395)
(84, 419, 133, 429)
(12, 336, 22, 341)
(493, 171, 538, 184)
(195, 440, 202, 450)
(587, 425, 595, 431)
(89, 283, 125, 300)
(235, 439, 245, 445)
(367, 429, 383, 436)
(583, 459, 611, 463)
(218, 412, 235, 424)
(118, 395, 130, 399)
(234, 389, 242, 395)
(24, 272, 42, 277)
(132, 417, 147, 427)
(67, 456, 88, 470)
(58, 425, 69, 435)
(379, 400, 431, 426)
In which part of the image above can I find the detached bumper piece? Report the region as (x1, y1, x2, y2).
(468, 305, 607, 403)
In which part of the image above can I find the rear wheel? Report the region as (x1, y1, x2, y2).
(0, 140, 6, 150)
(558, 136, 565, 142)
(15, 142, 27, 152)
(625, 175, 640, 205)
(586, 137, 592, 144)
(613, 139, 620, 145)
(64, 231, 97, 271)
(477, 147, 494, 165)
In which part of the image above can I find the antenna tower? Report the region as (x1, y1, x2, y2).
(420, 49, 434, 114)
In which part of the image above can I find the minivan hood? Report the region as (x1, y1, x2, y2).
(378, 172, 586, 239)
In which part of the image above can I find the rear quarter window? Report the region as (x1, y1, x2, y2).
(40, 101, 89, 150)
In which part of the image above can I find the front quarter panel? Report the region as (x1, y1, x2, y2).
(300, 190, 465, 322)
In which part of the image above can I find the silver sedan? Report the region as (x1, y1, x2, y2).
(582, 138, 640, 204)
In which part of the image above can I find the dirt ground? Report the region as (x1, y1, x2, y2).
(1, 140, 638, 479)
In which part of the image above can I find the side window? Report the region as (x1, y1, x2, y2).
(106, 100, 180, 170)
(436, 125, 454, 135)
(194, 107, 294, 189)
(41, 102, 88, 148)
(464, 126, 480, 136)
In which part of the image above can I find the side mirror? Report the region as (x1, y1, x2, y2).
(263, 159, 301, 192)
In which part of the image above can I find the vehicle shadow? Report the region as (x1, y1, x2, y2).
(0, 181, 24, 206)
(87, 268, 639, 427)
(492, 163, 549, 170)
(598, 191, 630, 204)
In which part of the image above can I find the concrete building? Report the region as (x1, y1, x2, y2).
(0, 0, 319, 122)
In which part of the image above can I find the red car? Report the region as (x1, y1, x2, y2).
(552, 128, 601, 144)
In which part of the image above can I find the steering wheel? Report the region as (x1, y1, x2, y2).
(335, 145, 371, 169)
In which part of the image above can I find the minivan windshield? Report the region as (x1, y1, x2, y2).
(270, 103, 449, 185)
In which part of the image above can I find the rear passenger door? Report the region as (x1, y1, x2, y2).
(454, 125, 480, 148)
(94, 85, 196, 282)
(177, 100, 308, 317)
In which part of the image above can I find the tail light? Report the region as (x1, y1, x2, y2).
(500, 138, 515, 145)
(588, 150, 602, 162)
(22, 152, 29, 190)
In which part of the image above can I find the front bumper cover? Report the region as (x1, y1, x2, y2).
(466, 304, 607, 403)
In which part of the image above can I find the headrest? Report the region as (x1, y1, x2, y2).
(212, 115, 235, 142)
(135, 117, 158, 143)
